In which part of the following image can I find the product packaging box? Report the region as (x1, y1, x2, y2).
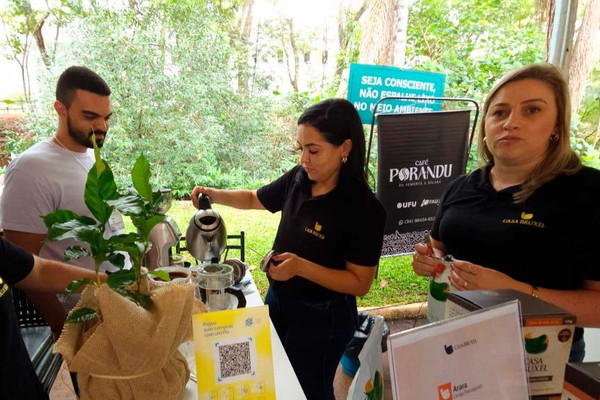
(446, 289, 576, 397)
(562, 362, 600, 400)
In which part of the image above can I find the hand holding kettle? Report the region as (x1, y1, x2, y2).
(186, 192, 227, 263)
(190, 186, 265, 211)
(191, 186, 218, 209)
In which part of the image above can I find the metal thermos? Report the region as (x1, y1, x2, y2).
(185, 194, 227, 263)
(146, 189, 181, 270)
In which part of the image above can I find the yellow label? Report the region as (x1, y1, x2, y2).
(192, 305, 275, 399)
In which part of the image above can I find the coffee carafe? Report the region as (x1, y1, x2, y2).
(146, 189, 182, 270)
(186, 194, 227, 264)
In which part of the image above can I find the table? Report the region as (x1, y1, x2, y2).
(182, 272, 306, 399)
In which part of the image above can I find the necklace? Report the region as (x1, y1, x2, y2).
(52, 134, 91, 173)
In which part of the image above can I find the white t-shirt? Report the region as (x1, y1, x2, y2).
(0, 139, 127, 274)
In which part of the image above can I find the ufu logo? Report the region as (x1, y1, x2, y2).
(397, 201, 417, 209)
(389, 161, 453, 183)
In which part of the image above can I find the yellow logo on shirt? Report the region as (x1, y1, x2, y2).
(305, 222, 325, 239)
(0, 278, 7, 300)
(502, 212, 545, 228)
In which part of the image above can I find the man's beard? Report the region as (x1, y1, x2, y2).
(67, 116, 107, 148)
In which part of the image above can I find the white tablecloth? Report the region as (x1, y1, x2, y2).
(182, 272, 306, 399)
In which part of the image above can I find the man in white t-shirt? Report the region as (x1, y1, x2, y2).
(0, 66, 125, 336)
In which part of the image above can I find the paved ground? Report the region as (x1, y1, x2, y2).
(49, 365, 77, 400)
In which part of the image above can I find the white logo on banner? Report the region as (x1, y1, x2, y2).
(389, 159, 453, 187)
(421, 198, 440, 207)
(396, 201, 417, 209)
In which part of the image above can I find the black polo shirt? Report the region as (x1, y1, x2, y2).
(257, 165, 386, 300)
(0, 238, 48, 400)
(432, 165, 600, 290)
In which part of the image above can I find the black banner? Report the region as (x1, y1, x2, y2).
(377, 110, 471, 256)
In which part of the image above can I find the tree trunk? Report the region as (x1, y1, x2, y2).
(392, 0, 409, 67)
(334, 0, 367, 92)
(540, 0, 557, 57)
(283, 18, 299, 92)
(33, 14, 51, 69)
(567, 0, 600, 113)
(359, 0, 399, 66)
(236, 0, 255, 93)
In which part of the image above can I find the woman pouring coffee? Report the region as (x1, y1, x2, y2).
(412, 64, 600, 362)
(191, 98, 385, 400)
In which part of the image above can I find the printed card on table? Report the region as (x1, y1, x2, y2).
(192, 305, 275, 400)
(388, 301, 530, 400)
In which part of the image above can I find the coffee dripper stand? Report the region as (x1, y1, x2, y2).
(186, 194, 247, 311)
(145, 189, 184, 270)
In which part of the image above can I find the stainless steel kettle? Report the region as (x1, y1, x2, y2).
(185, 194, 227, 263)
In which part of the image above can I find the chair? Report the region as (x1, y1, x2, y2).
(12, 287, 63, 393)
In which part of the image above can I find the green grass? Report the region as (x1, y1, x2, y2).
(127, 201, 428, 307)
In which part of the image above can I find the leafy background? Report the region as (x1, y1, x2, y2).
(1, 0, 599, 306)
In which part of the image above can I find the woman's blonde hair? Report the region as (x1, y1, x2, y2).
(477, 63, 582, 203)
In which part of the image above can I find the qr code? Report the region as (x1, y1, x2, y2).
(214, 337, 256, 382)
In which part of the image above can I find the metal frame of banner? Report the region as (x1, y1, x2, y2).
(365, 96, 480, 181)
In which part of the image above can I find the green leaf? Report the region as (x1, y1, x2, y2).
(66, 307, 97, 323)
(65, 278, 93, 294)
(43, 209, 92, 229)
(131, 155, 152, 202)
(106, 252, 126, 270)
(109, 234, 146, 266)
(147, 269, 170, 282)
(113, 287, 152, 309)
(107, 195, 145, 215)
(97, 160, 119, 201)
(107, 269, 136, 289)
(92, 134, 104, 175)
(64, 246, 91, 260)
(84, 164, 113, 224)
(46, 220, 103, 250)
(131, 215, 165, 240)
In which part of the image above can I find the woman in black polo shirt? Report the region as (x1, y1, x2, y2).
(412, 63, 600, 362)
(0, 238, 100, 399)
(191, 98, 385, 400)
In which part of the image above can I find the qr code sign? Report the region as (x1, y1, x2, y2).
(214, 337, 257, 382)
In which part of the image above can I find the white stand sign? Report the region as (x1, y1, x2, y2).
(388, 301, 529, 400)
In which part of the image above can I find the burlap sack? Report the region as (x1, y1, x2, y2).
(55, 281, 206, 400)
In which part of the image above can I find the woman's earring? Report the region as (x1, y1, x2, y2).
(550, 133, 559, 142)
(342, 156, 348, 164)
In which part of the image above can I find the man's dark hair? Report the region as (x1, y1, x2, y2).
(55, 66, 111, 107)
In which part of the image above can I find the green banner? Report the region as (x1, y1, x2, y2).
(347, 63, 446, 124)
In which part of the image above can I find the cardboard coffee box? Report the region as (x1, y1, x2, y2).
(562, 362, 600, 399)
(446, 289, 577, 397)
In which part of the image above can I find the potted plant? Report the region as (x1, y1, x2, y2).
(44, 139, 203, 399)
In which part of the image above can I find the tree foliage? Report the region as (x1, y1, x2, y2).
(21, 0, 297, 196)
(406, 0, 546, 101)
(5, 0, 600, 190)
